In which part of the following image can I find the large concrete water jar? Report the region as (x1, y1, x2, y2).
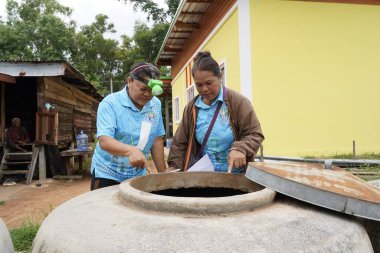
(32, 172, 373, 252)
(0, 218, 14, 253)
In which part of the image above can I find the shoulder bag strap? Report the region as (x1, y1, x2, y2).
(196, 87, 228, 159)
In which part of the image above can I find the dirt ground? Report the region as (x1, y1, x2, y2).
(0, 157, 161, 230)
(0, 177, 91, 229)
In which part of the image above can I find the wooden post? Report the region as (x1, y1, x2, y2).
(353, 140, 356, 160)
(26, 146, 40, 185)
(39, 145, 46, 180)
(54, 112, 59, 145)
(1, 85, 5, 145)
(70, 142, 75, 168)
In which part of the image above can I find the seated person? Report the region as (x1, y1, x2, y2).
(6, 118, 30, 152)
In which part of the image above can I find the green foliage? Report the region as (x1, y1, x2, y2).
(1, 0, 75, 60)
(134, 21, 169, 62)
(10, 221, 40, 252)
(0, 200, 5, 205)
(347, 166, 380, 181)
(304, 152, 380, 160)
(70, 14, 122, 95)
(166, 0, 181, 19)
(120, 0, 180, 22)
(304, 153, 380, 181)
(117, 22, 170, 86)
(0, 0, 176, 96)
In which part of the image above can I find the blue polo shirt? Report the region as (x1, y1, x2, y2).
(91, 86, 165, 182)
(195, 88, 242, 173)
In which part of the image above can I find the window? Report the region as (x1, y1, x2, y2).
(174, 97, 180, 123)
(186, 85, 195, 103)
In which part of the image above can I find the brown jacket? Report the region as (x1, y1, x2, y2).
(168, 88, 264, 171)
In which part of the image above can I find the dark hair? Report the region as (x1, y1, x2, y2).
(130, 62, 160, 80)
(191, 51, 220, 77)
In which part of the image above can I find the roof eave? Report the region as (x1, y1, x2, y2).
(155, 0, 187, 65)
(0, 73, 16, 84)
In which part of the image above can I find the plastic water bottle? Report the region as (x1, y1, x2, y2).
(166, 138, 172, 148)
(76, 130, 89, 151)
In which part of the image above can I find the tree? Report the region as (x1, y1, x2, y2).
(165, 0, 181, 19)
(134, 21, 169, 62)
(118, 0, 180, 79)
(0, 0, 75, 60)
(120, 0, 180, 22)
(116, 21, 169, 84)
(70, 14, 123, 95)
(0, 0, 179, 95)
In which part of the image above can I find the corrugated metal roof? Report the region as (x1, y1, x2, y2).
(0, 61, 102, 99)
(155, 0, 213, 65)
(246, 161, 380, 221)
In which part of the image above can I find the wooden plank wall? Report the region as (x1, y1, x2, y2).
(40, 77, 100, 147)
(74, 109, 92, 140)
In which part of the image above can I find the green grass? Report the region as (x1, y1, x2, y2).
(0, 200, 5, 205)
(356, 175, 380, 181)
(303, 153, 380, 181)
(304, 152, 380, 160)
(10, 220, 40, 252)
(346, 165, 380, 181)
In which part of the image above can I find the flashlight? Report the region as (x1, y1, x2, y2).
(130, 63, 164, 96)
(148, 79, 163, 96)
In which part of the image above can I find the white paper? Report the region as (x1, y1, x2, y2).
(188, 154, 215, 172)
(137, 121, 152, 150)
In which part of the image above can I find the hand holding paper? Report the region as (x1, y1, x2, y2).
(188, 154, 214, 172)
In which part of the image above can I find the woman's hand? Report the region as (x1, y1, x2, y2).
(98, 135, 157, 174)
(145, 164, 158, 174)
(227, 149, 246, 173)
(126, 147, 158, 174)
(128, 146, 149, 169)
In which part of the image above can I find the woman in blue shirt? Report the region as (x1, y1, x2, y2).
(91, 63, 166, 190)
(168, 51, 264, 173)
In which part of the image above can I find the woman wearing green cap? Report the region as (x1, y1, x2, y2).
(91, 62, 166, 190)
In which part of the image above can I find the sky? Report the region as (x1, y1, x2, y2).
(0, 0, 167, 42)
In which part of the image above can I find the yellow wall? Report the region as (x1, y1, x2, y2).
(172, 9, 240, 133)
(203, 9, 240, 92)
(251, 1, 380, 156)
(172, 71, 186, 130)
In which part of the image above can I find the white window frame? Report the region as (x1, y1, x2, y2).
(186, 84, 195, 103)
(173, 96, 180, 123)
(219, 59, 227, 87)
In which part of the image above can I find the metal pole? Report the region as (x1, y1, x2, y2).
(259, 145, 264, 162)
(353, 140, 356, 160)
(110, 78, 113, 93)
(165, 97, 169, 138)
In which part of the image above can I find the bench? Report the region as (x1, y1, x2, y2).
(60, 149, 94, 176)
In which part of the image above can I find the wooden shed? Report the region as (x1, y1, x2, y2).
(0, 61, 102, 180)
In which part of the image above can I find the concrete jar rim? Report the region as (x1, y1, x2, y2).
(119, 172, 277, 215)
